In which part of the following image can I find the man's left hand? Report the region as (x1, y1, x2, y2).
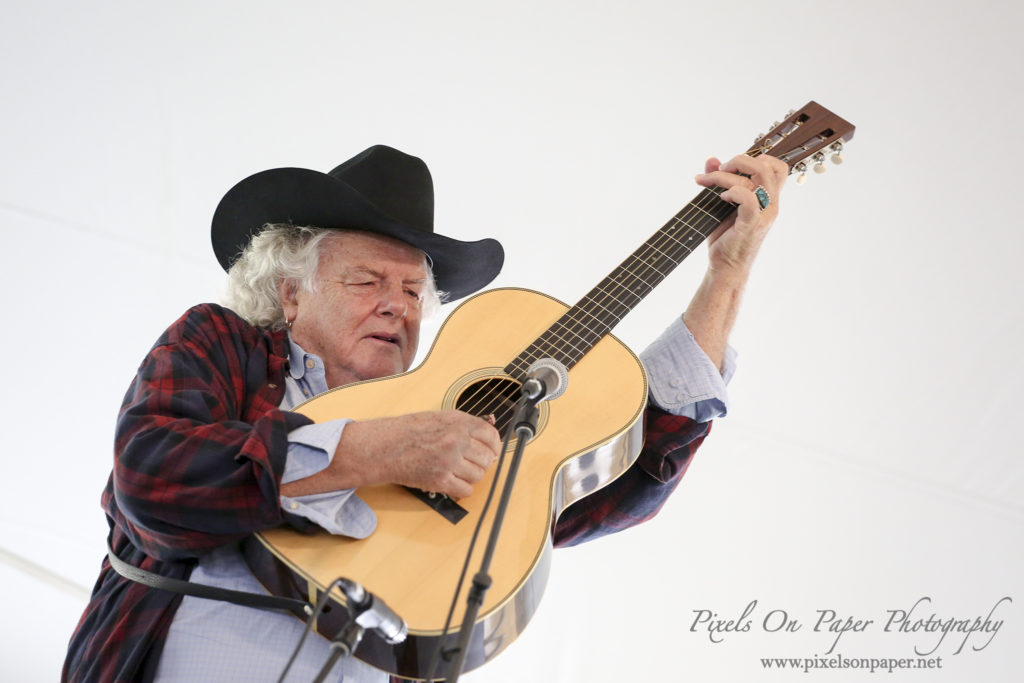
(695, 153, 788, 281)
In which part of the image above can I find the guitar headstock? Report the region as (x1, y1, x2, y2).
(747, 101, 856, 185)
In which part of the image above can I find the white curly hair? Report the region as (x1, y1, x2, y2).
(221, 224, 442, 330)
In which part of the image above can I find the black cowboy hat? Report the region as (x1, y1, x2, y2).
(211, 145, 504, 301)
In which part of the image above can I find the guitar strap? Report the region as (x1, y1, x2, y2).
(106, 538, 313, 619)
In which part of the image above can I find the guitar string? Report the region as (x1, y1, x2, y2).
(452, 186, 734, 432)
(456, 185, 735, 414)
(521, 188, 731, 363)
(510, 146, 771, 377)
(443, 133, 836, 666)
(454, 149, 771, 431)
(431, 142, 831, 666)
(479, 131, 855, 427)
(552, 149, 769, 334)
(429, 156, 773, 610)
(509, 193, 728, 385)
(451, 185, 737, 430)
(502, 188, 729, 373)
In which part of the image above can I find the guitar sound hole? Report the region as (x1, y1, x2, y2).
(455, 378, 521, 437)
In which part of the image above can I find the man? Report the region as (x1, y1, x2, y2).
(64, 144, 786, 681)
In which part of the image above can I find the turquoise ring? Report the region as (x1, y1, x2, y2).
(754, 186, 771, 211)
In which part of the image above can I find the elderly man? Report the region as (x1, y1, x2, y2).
(64, 145, 786, 681)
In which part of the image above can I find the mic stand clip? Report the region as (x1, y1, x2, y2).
(311, 581, 375, 682)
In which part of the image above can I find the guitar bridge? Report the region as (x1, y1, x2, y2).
(402, 486, 468, 524)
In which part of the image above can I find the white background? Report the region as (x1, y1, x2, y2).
(2, 1, 1021, 681)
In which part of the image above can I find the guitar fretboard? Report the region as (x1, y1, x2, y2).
(505, 186, 737, 379)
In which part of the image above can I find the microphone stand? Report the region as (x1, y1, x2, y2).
(312, 620, 364, 683)
(443, 386, 546, 682)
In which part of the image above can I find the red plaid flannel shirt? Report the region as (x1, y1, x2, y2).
(63, 303, 710, 682)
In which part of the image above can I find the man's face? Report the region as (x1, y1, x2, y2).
(283, 231, 429, 388)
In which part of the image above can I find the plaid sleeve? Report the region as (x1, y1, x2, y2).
(552, 406, 711, 548)
(107, 305, 312, 562)
(64, 306, 317, 683)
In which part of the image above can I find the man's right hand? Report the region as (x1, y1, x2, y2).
(281, 410, 501, 500)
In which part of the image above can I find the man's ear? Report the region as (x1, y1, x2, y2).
(278, 279, 299, 323)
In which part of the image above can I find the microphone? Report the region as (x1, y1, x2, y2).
(339, 578, 408, 644)
(522, 358, 569, 402)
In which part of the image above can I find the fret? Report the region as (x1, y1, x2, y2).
(638, 239, 675, 261)
(578, 292, 630, 323)
(613, 257, 666, 287)
(688, 202, 719, 221)
(662, 230, 700, 251)
(587, 279, 642, 313)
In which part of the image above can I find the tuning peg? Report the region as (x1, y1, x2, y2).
(795, 162, 808, 185)
(813, 152, 827, 174)
(830, 141, 844, 165)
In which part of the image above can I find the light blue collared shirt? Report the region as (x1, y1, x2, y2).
(278, 335, 377, 539)
(156, 319, 734, 681)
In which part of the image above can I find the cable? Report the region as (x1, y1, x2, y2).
(276, 577, 350, 683)
(423, 399, 527, 679)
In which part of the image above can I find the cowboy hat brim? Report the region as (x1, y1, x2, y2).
(211, 167, 504, 301)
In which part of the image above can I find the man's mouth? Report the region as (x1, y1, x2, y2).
(368, 333, 400, 345)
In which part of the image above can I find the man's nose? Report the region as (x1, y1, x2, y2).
(376, 281, 408, 319)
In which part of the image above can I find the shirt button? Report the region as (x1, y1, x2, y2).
(670, 378, 681, 387)
(306, 359, 316, 370)
(288, 501, 299, 510)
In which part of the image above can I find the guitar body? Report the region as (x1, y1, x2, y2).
(247, 287, 648, 679)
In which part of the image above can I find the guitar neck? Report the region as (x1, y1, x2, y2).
(505, 187, 737, 379)
(503, 101, 857, 380)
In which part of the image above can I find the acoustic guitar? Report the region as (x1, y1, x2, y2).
(244, 101, 855, 679)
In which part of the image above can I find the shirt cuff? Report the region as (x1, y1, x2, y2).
(280, 419, 377, 538)
(639, 316, 737, 423)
